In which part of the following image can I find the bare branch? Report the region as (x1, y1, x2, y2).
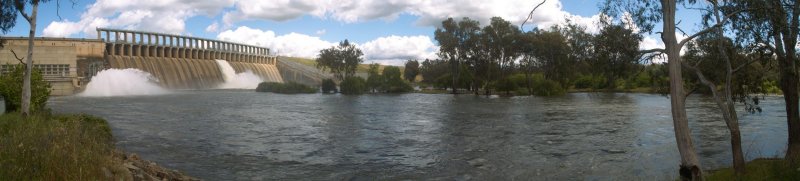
(521, 0, 547, 32)
(640, 48, 666, 54)
(9, 49, 26, 65)
(732, 58, 761, 73)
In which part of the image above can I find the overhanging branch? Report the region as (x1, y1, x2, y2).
(678, 9, 747, 48)
(521, 0, 547, 32)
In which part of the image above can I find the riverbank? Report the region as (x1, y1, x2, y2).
(706, 158, 800, 180)
(0, 112, 197, 180)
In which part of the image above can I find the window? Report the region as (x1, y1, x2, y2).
(0, 64, 70, 77)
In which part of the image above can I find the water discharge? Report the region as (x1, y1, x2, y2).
(215, 59, 264, 89)
(79, 68, 169, 97)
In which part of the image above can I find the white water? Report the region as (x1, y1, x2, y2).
(215, 59, 264, 89)
(79, 68, 169, 97)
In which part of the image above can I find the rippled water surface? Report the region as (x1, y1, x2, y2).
(48, 91, 788, 180)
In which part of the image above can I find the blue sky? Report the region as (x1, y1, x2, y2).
(2, 0, 705, 65)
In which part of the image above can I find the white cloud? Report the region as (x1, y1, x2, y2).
(43, 0, 234, 37)
(315, 29, 327, 35)
(206, 22, 219, 33)
(360, 35, 438, 65)
(217, 26, 335, 58)
(217, 26, 438, 65)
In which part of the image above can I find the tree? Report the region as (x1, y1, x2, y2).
(381, 66, 413, 93)
(0, 64, 50, 113)
(593, 24, 642, 89)
(481, 17, 522, 95)
(603, 0, 744, 179)
(316, 40, 364, 80)
(419, 59, 449, 85)
(403, 60, 419, 82)
(527, 28, 573, 89)
(726, 0, 800, 161)
(366, 63, 382, 93)
(434, 17, 481, 94)
(0, 0, 53, 116)
(321, 79, 337, 93)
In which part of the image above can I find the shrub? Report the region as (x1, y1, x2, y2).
(256, 82, 318, 94)
(532, 78, 566, 96)
(0, 64, 51, 113)
(495, 77, 518, 95)
(0, 113, 126, 180)
(381, 66, 413, 93)
(321, 79, 337, 93)
(340, 76, 368, 95)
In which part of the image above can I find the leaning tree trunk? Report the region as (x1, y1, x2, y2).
(20, 2, 39, 116)
(780, 44, 800, 160)
(662, 0, 703, 180)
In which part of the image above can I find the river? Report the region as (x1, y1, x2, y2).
(47, 91, 787, 180)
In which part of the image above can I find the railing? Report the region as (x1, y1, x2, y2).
(96, 28, 269, 57)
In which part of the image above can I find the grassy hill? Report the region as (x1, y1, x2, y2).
(280, 56, 402, 74)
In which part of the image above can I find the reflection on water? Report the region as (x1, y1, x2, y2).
(49, 91, 788, 180)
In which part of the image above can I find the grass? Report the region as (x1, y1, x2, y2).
(0, 112, 129, 180)
(705, 158, 800, 181)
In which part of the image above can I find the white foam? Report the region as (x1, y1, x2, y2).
(215, 59, 264, 89)
(79, 68, 169, 97)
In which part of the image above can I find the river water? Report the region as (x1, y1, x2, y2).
(48, 91, 787, 180)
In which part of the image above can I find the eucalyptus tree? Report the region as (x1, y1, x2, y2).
(593, 24, 642, 89)
(726, 0, 800, 161)
(527, 28, 572, 89)
(434, 17, 481, 94)
(0, 0, 68, 116)
(602, 0, 745, 179)
(316, 40, 363, 80)
(403, 60, 419, 82)
(481, 17, 522, 95)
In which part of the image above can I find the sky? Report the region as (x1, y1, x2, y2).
(2, 0, 705, 65)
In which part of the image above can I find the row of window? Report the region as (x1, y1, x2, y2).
(0, 64, 70, 76)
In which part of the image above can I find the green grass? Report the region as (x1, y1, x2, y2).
(706, 158, 800, 181)
(0, 112, 128, 180)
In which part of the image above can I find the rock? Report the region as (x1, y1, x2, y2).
(129, 153, 140, 160)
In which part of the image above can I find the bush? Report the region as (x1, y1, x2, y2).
(381, 66, 413, 93)
(0, 113, 126, 180)
(573, 75, 605, 89)
(340, 76, 368, 95)
(0, 64, 51, 113)
(532, 78, 566, 96)
(494, 77, 518, 95)
(321, 79, 337, 93)
(256, 82, 318, 94)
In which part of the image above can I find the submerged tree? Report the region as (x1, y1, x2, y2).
(434, 17, 481, 94)
(316, 40, 363, 80)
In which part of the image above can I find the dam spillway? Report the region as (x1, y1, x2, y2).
(97, 28, 283, 89)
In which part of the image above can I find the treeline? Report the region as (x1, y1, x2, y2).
(415, 16, 779, 96)
(314, 40, 415, 95)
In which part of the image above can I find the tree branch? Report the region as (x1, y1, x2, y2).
(521, 0, 547, 32)
(678, 9, 747, 48)
(9, 49, 26, 65)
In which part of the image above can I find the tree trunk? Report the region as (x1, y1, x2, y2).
(662, 0, 703, 180)
(20, 2, 39, 116)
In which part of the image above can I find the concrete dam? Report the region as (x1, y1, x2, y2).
(0, 28, 326, 95)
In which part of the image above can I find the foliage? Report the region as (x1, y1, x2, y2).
(381, 66, 413, 93)
(256, 82, 317, 94)
(321, 79, 337, 93)
(0, 64, 50, 113)
(592, 24, 642, 88)
(339, 76, 368, 95)
(434, 17, 481, 93)
(0, 112, 127, 180)
(523, 28, 574, 89)
(366, 63, 382, 93)
(494, 77, 518, 95)
(316, 40, 364, 80)
(419, 59, 449, 84)
(403, 60, 419, 82)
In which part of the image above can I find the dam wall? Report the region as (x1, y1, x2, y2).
(97, 28, 283, 89)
